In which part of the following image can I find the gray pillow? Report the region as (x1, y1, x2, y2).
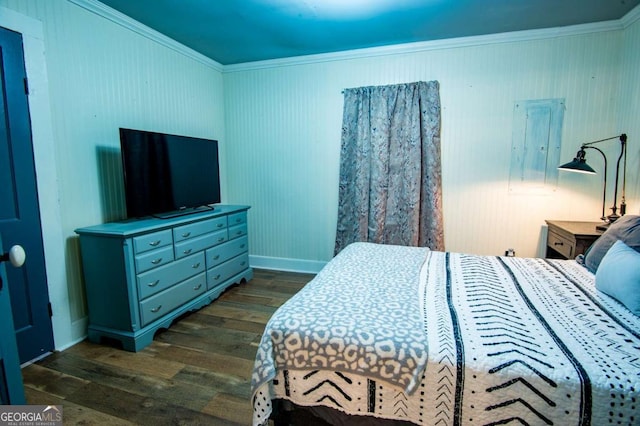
(584, 215, 640, 273)
(595, 240, 640, 315)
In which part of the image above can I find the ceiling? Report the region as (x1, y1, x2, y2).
(97, 0, 640, 65)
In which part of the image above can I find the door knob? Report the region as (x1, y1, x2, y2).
(1, 245, 26, 268)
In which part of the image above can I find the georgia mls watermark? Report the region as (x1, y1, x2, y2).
(0, 406, 62, 426)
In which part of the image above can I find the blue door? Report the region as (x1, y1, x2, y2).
(0, 26, 54, 363)
(0, 235, 26, 404)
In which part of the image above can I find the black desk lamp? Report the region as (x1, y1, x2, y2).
(558, 133, 627, 228)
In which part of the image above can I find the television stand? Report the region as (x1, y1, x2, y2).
(152, 205, 213, 219)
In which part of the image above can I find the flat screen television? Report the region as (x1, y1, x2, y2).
(119, 128, 221, 219)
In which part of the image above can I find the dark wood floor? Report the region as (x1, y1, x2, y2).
(21, 269, 315, 425)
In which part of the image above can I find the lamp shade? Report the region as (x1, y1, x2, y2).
(558, 148, 596, 174)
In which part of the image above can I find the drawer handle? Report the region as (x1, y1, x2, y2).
(218, 237, 225, 242)
(217, 223, 224, 228)
(194, 284, 203, 291)
(235, 218, 242, 223)
(192, 262, 201, 269)
(149, 240, 161, 247)
(150, 305, 162, 313)
(554, 242, 564, 246)
(240, 261, 246, 266)
(151, 258, 163, 265)
(240, 244, 246, 249)
(213, 255, 220, 260)
(213, 274, 221, 280)
(236, 231, 243, 236)
(147, 280, 160, 287)
(183, 249, 193, 255)
(182, 232, 191, 238)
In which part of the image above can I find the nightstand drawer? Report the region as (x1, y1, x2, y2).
(545, 220, 602, 259)
(547, 231, 575, 259)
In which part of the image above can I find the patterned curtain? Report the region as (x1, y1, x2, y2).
(334, 81, 444, 255)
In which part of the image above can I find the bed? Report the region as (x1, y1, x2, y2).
(251, 239, 640, 426)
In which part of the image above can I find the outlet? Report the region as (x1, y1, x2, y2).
(504, 248, 516, 257)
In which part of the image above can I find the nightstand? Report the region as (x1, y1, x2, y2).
(545, 220, 603, 259)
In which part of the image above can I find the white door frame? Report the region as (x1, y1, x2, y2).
(0, 7, 78, 352)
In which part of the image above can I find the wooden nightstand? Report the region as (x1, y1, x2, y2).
(545, 220, 603, 259)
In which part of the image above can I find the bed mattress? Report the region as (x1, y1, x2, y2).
(252, 242, 640, 425)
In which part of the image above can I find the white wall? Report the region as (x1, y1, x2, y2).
(224, 21, 638, 266)
(0, 0, 225, 350)
(1, 0, 639, 351)
(618, 10, 640, 212)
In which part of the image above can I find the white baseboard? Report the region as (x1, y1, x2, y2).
(249, 255, 327, 274)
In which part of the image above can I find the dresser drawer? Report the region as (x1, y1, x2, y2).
(228, 223, 247, 240)
(135, 245, 174, 273)
(174, 230, 226, 260)
(137, 252, 205, 300)
(133, 230, 173, 255)
(173, 216, 227, 243)
(228, 211, 247, 227)
(206, 236, 249, 268)
(139, 272, 207, 326)
(547, 230, 575, 259)
(207, 253, 249, 290)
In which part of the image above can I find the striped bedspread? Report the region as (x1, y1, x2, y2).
(252, 243, 640, 425)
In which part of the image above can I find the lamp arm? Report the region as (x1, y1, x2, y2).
(582, 133, 627, 221)
(610, 140, 625, 218)
(582, 135, 623, 147)
(583, 145, 607, 220)
(620, 134, 627, 215)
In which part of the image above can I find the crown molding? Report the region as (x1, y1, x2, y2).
(224, 19, 624, 73)
(67, 0, 635, 75)
(68, 0, 223, 72)
(621, 3, 640, 27)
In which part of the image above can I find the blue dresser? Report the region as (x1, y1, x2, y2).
(75, 205, 253, 351)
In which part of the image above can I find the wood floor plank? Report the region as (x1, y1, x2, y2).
(25, 386, 137, 425)
(42, 350, 217, 411)
(156, 328, 259, 361)
(173, 364, 251, 399)
(150, 344, 254, 379)
(21, 363, 89, 399)
(21, 269, 312, 425)
(67, 381, 230, 425)
(202, 392, 255, 425)
(94, 347, 184, 380)
(180, 311, 267, 334)
(198, 303, 276, 324)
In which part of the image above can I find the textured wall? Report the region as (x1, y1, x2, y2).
(2, 0, 639, 351)
(618, 14, 640, 213)
(0, 0, 225, 347)
(224, 27, 634, 264)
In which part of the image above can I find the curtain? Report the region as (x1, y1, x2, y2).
(334, 81, 444, 255)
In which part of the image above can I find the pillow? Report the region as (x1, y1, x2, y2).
(595, 240, 640, 316)
(584, 215, 640, 273)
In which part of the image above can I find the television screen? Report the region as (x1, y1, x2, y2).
(120, 128, 221, 218)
